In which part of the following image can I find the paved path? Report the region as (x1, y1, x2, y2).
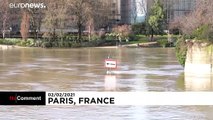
(122, 42, 159, 47)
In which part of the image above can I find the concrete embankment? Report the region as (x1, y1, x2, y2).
(0, 45, 15, 50)
(185, 41, 213, 74)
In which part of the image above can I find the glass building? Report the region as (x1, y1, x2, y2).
(146, 0, 197, 24)
(120, 0, 145, 24)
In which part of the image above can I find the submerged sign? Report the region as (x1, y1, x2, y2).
(105, 59, 117, 69)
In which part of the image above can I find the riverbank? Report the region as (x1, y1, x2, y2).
(0, 45, 15, 49)
(0, 41, 166, 49)
(94, 42, 159, 48)
(0, 37, 173, 49)
(122, 42, 159, 48)
(0, 44, 32, 49)
(185, 41, 213, 74)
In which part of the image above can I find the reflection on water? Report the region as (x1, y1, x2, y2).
(104, 75, 117, 91)
(185, 73, 213, 91)
(1, 48, 213, 120)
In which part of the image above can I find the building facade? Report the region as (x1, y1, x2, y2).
(0, 0, 197, 37)
(107, 0, 121, 25)
(146, 0, 197, 24)
(120, 0, 145, 24)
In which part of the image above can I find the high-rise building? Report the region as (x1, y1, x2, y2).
(164, 0, 196, 23)
(107, 0, 121, 23)
(1, 0, 197, 36)
(120, 0, 145, 24)
(120, 0, 132, 24)
(146, 0, 197, 24)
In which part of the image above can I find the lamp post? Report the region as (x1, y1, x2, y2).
(36, 29, 38, 39)
(9, 27, 12, 38)
(2, 30, 5, 39)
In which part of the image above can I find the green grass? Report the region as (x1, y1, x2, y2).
(0, 38, 22, 45)
(0, 38, 36, 47)
(128, 40, 149, 44)
(127, 34, 179, 44)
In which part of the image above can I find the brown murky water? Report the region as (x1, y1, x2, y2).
(0, 47, 213, 120)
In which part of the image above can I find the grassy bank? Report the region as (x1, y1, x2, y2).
(0, 38, 118, 48)
(127, 35, 179, 47)
(0, 38, 21, 45)
(0, 38, 36, 47)
(0, 34, 179, 48)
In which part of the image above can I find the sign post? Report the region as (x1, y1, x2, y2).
(105, 59, 117, 69)
(105, 59, 117, 74)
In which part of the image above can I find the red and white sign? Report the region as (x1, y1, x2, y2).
(105, 59, 117, 69)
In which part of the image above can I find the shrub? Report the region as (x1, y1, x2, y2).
(71, 42, 81, 48)
(192, 24, 213, 41)
(41, 42, 52, 48)
(105, 35, 115, 41)
(112, 24, 132, 41)
(90, 35, 100, 41)
(157, 39, 168, 48)
(128, 34, 138, 41)
(175, 36, 187, 66)
(16, 39, 34, 47)
(132, 23, 146, 34)
(105, 33, 118, 41)
(0, 39, 21, 45)
(64, 34, 76, 41)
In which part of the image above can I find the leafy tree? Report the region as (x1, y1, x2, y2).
(147, 0, 165, 41)
(112, 25, 132, 42)
(132, 22, 146, 34)
(170, 0, 213, 41)
(192, 24, 213, 41)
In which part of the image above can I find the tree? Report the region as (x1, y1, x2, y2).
(85, 0, 111, 41)
(68, 0, 110, 42)
(0, 0, 10, 39)
(42, 0, 68, 41)
(41, 0, 111, 43)
(16, 0, 45, 45)
(27, 2, 44, 40)
(132, 22, 146, 34)
(169, 0, 213, 40)
(112, 24, 132, 42)
(147, 0, 165, 41)
(69, 0, 94, 42)
(20, 10, 30, 41)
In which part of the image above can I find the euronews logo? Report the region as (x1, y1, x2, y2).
(9, 3, 47, 9)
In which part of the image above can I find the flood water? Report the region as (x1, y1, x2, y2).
(0, 47, 213, 120)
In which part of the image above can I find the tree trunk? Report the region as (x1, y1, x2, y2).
(3, 21, 6, 39)
(88, 25, 91, 41)
(2, 31, 5, 39)
(32, 22, 37, 44)
(33, 29, 36, 46)
(53, 28, 56, 40)
(78, 23, 82, 43)
(151, 29, 154, 41)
